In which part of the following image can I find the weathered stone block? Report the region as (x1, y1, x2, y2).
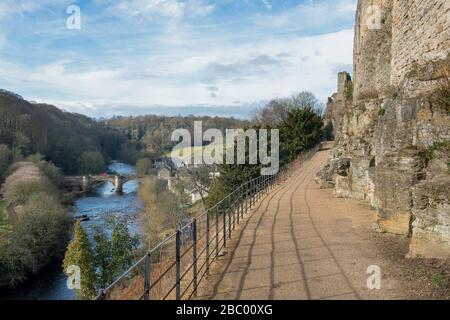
(408, 177, 450, 258)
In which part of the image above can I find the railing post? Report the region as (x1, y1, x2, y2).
(175, 229, 181, 300)
(215, 205, 219, 257)
(192, 219, 198, 296)
(248, 181, 251, 208)
(262, 176, 265, 195)
(228, 199, 232, 239)
(236, 195, 240, 225)
(240, 189, 244, 219)
(143, 252, 151, 300)
(255, 178, 258, 203)
(232, 199, 236, 230)
(256, 177, 259, 200)
(251, 180, 255, 207)
(255, 177, 259, 201)
(246, 182, 249, 212)
(206, 210, 210, 275)
(223, 203, 227, 248)
(260, 176, 263, 197)
(256, 177, 259, 201)
(265, 176, 267, 194)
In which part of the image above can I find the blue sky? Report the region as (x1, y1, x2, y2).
(0, 0, 357, 118)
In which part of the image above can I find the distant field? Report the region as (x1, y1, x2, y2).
(167, 143, 225, 163)
(167, 146, 204, 161)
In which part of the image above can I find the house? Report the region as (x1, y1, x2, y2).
(157, 157, 177, 180)
(183, 182, 209, 205)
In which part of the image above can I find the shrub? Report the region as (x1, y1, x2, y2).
(26, 154, 63, 187)
(78, 151, 106, 174)
(39, 161, 63, 188)
(4, 180, 58, 206)
(431, 58, 450, 115)
(135, 158, 153, 176)
(0, 194, 70, 287)
(424, 141, 450, 163)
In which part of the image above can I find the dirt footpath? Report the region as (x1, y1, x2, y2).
(197, 146, 449, 300)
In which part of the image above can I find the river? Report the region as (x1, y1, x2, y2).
(1, 161, 143, 300)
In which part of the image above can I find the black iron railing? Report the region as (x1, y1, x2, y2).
(95, 145, 321, 300)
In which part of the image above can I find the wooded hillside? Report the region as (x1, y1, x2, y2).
(0, 90, 125, 174)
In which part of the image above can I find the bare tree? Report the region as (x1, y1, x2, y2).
(186, 166, 212, 208)
(252, 91, 323, 127)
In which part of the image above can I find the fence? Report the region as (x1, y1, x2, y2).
(95, 144, 322, 300)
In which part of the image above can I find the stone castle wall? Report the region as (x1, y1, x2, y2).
(353, 0, 393, 99)
(318, 0, 450, 258)
(390, 0, 449, 88)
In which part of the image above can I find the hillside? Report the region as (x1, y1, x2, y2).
(101, 114, 249, 156)
(0, 90, 125, 174)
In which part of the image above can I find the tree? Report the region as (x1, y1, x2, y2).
(251, 92, 324, 127)
(139, 177, 181, 248)
(279, 106, 324, 165)
(186, 166, 213, 207)
(26, 153, 63, 187)
(0, 144, 12, 179)
(78, 151, 106, 174)
(63, 221, 96, 300)
(208, 103, 323, 208)
(93, 227, 112, 289)
(135, 158, 153, 176)
(117, 141, 142, 165)
(0, 194, 70, 287)
(288, 91, 321, 110)
(251, 100, 288, 127)
(110, 222, 138, 278)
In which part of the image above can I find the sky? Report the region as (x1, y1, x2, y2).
(0, 0, 357, 118)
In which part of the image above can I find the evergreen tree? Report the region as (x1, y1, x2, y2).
(110, 222, 138, 278)
(93, 227, 112, 289)
(63, 221, 96, 300)
(207, 105, 323, 208)
(279, 106, 324, 166)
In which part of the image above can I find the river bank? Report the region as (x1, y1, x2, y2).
(0, 161, 143, 300)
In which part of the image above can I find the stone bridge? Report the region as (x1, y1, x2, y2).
(64, 174, 139, 194)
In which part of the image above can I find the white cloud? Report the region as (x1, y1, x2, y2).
(261, 0, 272, 10)
(112, 0, 215, 20)
(0, 0, 68, 19)
(0, 28, 353, 117)
(0, 0, 356, 118)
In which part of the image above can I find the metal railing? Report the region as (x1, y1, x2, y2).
(95, 144, 322, 300)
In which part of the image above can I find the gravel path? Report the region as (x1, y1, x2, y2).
(197, 145, 417, 300)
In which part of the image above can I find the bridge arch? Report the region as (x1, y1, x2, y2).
(70, 174, 138, 194)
